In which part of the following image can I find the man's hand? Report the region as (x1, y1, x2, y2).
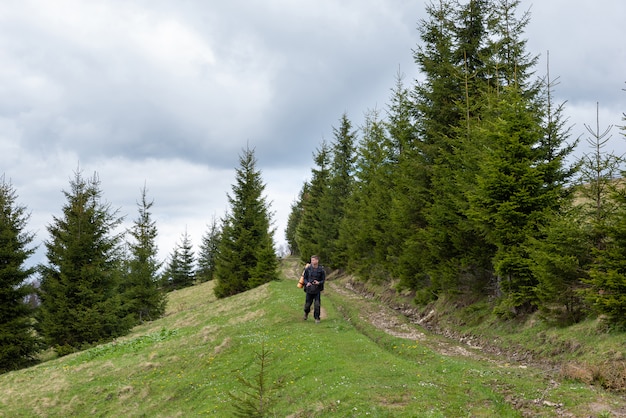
(313, 280, 319, 285)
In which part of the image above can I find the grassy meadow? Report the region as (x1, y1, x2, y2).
(0, 258, 624, 417)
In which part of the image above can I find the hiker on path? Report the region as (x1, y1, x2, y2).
(302, 255, 326, 324)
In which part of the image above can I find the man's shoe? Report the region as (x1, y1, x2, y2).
(315, 319, 320, 324)
(303, 314, 308, 320)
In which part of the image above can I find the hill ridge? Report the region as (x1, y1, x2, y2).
(0, 258, 624, 416)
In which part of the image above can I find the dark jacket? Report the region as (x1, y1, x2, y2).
(303, 265, 326, 294)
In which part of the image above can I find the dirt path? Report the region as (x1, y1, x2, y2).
(286, 258, 486, 361)
(328, 280, 496, 362)
(282, 258, 626, 417)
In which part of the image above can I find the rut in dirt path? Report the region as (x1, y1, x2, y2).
(327, 280, 504, 363)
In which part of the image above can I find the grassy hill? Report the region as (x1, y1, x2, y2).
(1, 257, 625, 417)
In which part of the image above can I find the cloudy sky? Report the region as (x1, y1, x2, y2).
(1, 0, 624, 267)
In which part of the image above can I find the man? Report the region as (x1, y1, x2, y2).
(302, 255, 326, 324)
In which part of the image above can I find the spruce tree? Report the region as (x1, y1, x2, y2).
(197, 216, 221, 282)
(577, 106, 619, 240)
(578, 106, 624, 327)
(161, 247, 180, 290)
(466, 86, 551, 313)
(38, 170, 131, 353)
(473, 1, 574, 312)
(214, 146, 278, 298)
(295, 142, 332, 264)
(326, 113, 357, 268)
(375, 76, 421, 281)
(338, 108, 393, 278)
(122, 185, 166, 323)
(384, 73, 427, 290)
(294, 115, 357, 269)
(177, 229, 195, 287)
(162, 229, 195, 290)
(285, 183, 309, 256)
(526, 58, 581, 322)
(410, 0, 492, 295)
(529, 205, 592, 324)
(0, 176, 42, 372)
(485, 0, 538, 91)
(585, 224, 626, 329)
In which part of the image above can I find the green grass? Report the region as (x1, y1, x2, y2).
(0, 259, 625, 417)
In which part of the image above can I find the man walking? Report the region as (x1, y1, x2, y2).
(302, 255, 326, 323)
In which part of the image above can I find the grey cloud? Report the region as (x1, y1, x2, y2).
(527, 1, 626, 112)
(3, 0, 425, 171)
(1, 0, 624, 266)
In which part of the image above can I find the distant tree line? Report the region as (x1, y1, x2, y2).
(0, 146, 277, 372)
(286, 0, 626, 329)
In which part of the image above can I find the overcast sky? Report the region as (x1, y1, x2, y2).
(1, 0, 624, 267)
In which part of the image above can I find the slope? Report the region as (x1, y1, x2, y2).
(0, 258, 624, 417)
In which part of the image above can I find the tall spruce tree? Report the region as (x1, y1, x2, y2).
(295, 142, 332, 264)
(384, 73, 426, 290)
(0, 176, 42, 372)
(527, 58, 582, 322)
(465, 86, 552, 313)
(122, 185, 166, 323)
(338, 108, 393, 279)
(38, 170, 131, 353)
(214, 146, 278, 298)
(326, 113, 357, 268)
(578, 106, 624, 327)
(295, 115, 356, 269)
(410, 0, 493, 296)
(475, 1, 575, 313)
(296, 141, 331, 262)
(196, 216, 221, 282)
